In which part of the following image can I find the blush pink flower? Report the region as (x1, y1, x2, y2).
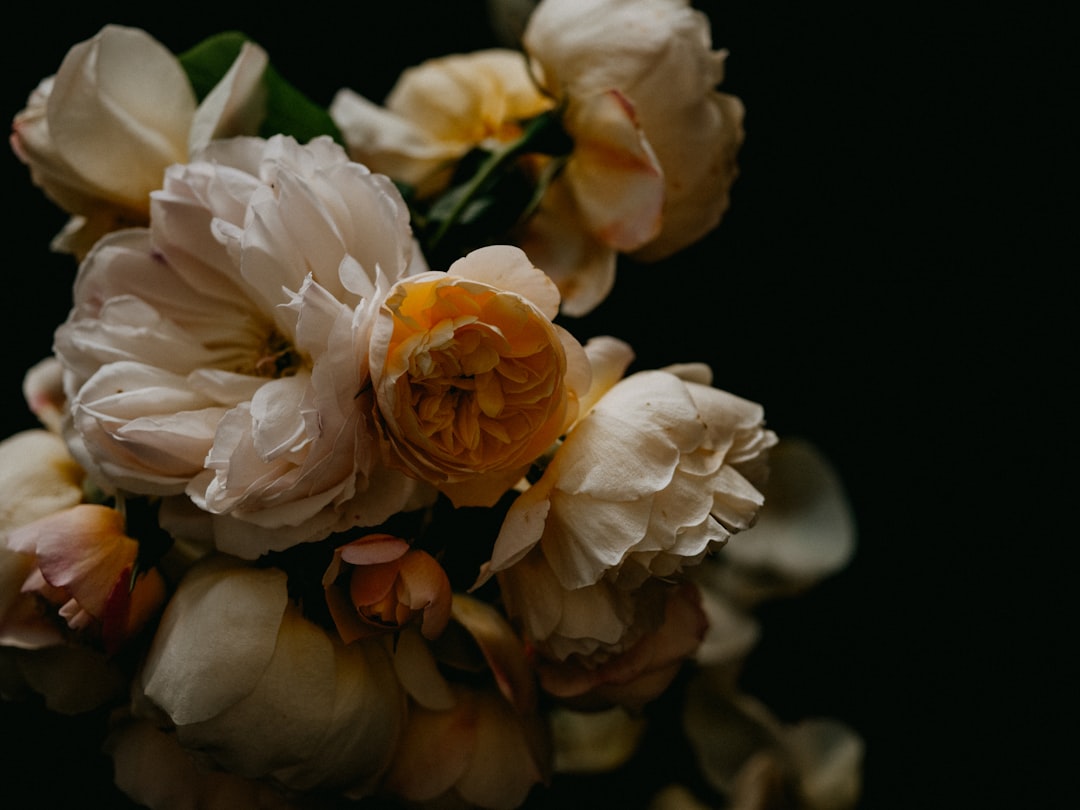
(323, 533, 452, 643)
(4, 504, 166, 654)
(369, 244, 591, 506)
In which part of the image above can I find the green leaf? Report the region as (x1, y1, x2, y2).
(178, 31, 249, 100)
(178, 31, 344, 146)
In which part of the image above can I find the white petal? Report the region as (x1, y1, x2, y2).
(139, 558, 288, 725)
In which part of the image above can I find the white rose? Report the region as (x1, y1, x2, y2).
(53, 135, 425, 558)
(10, 24, 267, 258)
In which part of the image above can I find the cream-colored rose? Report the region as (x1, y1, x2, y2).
(136, 555, 406, 797)
(478, 361, 774, 681)
(523, 0, 745, 261)
(369, 244, 591, 507)
(10, 25, 268, 258)
(332, 49, 554, 199)
(483, 364, 777, 591)
(53, 135, 424, 558)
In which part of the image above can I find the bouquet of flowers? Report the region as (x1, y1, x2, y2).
(1, 1, 862, 807)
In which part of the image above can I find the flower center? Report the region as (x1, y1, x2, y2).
(253, 328, 304, 378)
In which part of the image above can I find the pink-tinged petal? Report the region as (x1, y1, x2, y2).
(6, 504, 135, 620)
(451, 594, 536, 714)
(515, 178, 618, 318)
(21, 357, 66, 434)
(563, 90, 664, 252)
(337, 534, 410, 566)
(101, 565, 166, 654)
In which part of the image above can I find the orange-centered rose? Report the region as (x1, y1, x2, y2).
(369, 245, 590, 507)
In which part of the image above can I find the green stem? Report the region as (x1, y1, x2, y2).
(425, 108, 568, 254)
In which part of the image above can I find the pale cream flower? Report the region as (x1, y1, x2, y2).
(369, 244, 591, 507)
(53, 135, 425, 558)
(523, 0, 745, 261)
(331, 48, 553, 199)
(135, 555, 406, 797)
(10, 24, 268, 258)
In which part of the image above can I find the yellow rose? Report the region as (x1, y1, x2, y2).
(369, 245, 590, 506)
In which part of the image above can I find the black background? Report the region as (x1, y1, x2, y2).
(1, 2, 1067, 808)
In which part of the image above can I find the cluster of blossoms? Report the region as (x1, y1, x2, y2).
(2, 2, 861, 808)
